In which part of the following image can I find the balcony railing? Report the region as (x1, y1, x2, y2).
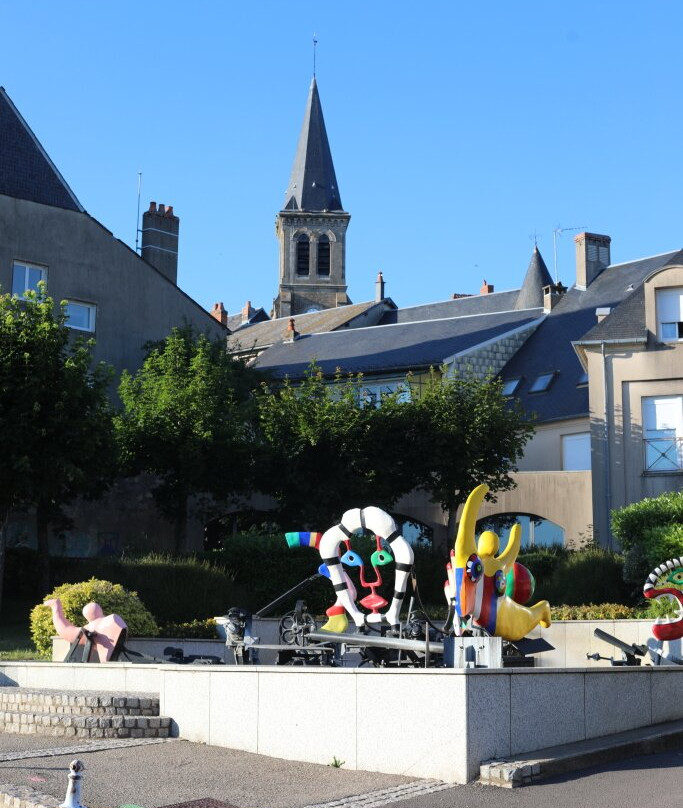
(644, 437, 683, 472)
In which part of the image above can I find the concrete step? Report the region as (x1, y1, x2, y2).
(479, 718, 683, 787)
(0, 709, 171, 739)
(0, 687, 159, 716)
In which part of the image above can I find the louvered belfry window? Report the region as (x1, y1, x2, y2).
(317, 235, 330, 276)
(296, 235, 310, 275)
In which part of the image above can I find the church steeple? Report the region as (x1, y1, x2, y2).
(283, 78, 342, 213)
(273, 78, 351, 319)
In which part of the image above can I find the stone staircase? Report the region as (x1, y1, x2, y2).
(0, 688, 172, 739)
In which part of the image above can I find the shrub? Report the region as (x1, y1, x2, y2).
(30, 578, 158, 656)
(550, 603, 636, 620)
(611, 491, 683, 595)
(517, 546, 568, 602)
(546, 548, 629, 606)
(160, 618, 218, 639)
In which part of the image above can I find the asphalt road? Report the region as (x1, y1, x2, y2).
(0, 735, 681, 808)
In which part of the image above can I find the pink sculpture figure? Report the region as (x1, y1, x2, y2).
(45, 599, 127, 662)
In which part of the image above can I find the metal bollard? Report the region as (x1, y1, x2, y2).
(60, 759, 86, 808)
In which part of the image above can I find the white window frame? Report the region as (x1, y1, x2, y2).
(642, 395, 683, 472)
(12, 261, 47, 298)
(65, 300, 97, 333)
(656, 287, 683, 343)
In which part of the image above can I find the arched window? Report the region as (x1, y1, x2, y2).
(317, 234, 330, 276)
(296, 235, 310, 276)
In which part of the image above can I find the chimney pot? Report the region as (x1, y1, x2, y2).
(157, 203, 166, 215)
(148, 201, 157, 213)
(543, 282, 567, 312)
(210, 302, 228, 327)
(165, 205, 174, 218)
(375, 270, 386, 302)
(285, 317, 299, 342)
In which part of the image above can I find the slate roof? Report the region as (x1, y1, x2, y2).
(378, 289, 521, 324)
(500, 250, 680, 422)
(0, 87, 83, 212)
(283, 78, 343, 212)
(254, 309, 543, 378)
(228, 301, 389, 353)
(515, 247, 553, 310)
(576, 285, 647, 344)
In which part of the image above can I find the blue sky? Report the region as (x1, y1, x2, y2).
(2, 2, 682, 315)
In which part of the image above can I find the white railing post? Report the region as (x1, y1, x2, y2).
(60, 759, 86, 808)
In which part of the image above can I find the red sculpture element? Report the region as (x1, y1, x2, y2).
(45, 598, 127, 662)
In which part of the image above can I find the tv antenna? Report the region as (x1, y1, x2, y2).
(135, 171, 142, 254)
(553, 225, 585, 283)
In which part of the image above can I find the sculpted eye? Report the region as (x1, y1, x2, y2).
(466, 553, 483, 582)
(370, 549, 393, 567)
(340, 550, 363, 567)
(667, 570, 683, 586)
(494, 569, 506, 596)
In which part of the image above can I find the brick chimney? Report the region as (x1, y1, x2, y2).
(543, 282, 566, 313)
(210, 302, 228, 327)
(480, 279, 494, 295)
(285, 317, 299, 342)
(375, 271, 385, 302)
(241, 300, 255, 324)
(574, 232, 611, 290)
(141, 201, 180, 284)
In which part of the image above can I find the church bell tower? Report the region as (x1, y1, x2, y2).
(273, 78, 351, 318)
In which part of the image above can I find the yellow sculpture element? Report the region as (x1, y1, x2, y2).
(448, 484, 551, 641)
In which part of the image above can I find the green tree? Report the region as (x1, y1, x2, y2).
(116, 326, 259, 552)
(413, 368, 535, 539)
(0, 286, 116, 604)
(255, 367, 419, 528)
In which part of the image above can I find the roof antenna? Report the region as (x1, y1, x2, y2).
(313, 34, 318, 77)
(553, 224, 585, 283)
(529, 229, 541, 248)
(135, 171, 142, 254)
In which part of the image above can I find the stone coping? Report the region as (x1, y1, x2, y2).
(2, 659, 679, 675)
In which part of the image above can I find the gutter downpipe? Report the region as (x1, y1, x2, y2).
(601, 341, 613, 549)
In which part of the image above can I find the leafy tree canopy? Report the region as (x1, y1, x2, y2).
(0, 285, 116, 598)
(116, 326, 260, 551)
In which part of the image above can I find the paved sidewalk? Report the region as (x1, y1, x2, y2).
(0, 736, 452, 808)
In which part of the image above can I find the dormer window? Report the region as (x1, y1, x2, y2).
(296, 235, 310, 276)
(657, 287, 683, 341)
(529, 371, 556, 393)
(317, 234, 330, 276)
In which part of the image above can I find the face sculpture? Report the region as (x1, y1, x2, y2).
(444, 484, 552, 642)
(286, 506, 414, 632)
(643, 557, 683, 641)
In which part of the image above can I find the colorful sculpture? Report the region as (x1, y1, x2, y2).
(643, 556, 683, 641)
(286, 506, 414, 632)
(45, 598, 127, 662)
(444, 484, 551, 641)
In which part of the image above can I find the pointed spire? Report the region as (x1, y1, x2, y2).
(516, 246, 554, 309)
(283, 78, 343, 212)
